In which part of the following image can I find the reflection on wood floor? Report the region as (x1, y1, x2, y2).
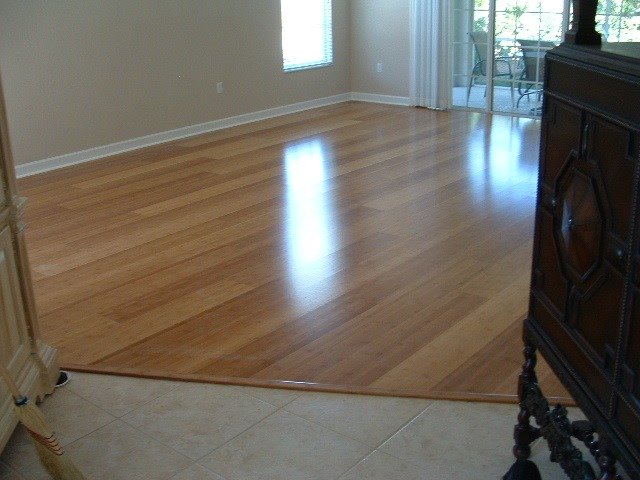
(19, 102, 570, 403)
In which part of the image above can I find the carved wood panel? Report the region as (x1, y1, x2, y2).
(532, 98, 639, 414)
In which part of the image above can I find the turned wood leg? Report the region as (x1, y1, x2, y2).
(514, 408, 541, 459)
(508, 336, 614, 479)
(513, 344, 541, 459)
(504, 343, 543, 480)
(597, 448, 622, 480)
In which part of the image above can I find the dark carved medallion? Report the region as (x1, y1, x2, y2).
(553, 155, 606, 294)
(557, 169, 602, 280)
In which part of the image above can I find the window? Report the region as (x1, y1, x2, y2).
(281, 0, 333, 72)
(596, 0, 640, 42)
(451, 0, 570, 117)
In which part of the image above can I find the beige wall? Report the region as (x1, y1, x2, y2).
(350, 0, 411, 98)
(0, 0, 351, 166)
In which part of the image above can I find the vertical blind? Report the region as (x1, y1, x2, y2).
(281, 0, 333, 71)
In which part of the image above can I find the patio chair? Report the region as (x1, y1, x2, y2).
(516, 39, 556, 108)
(466, 31, 516, 106)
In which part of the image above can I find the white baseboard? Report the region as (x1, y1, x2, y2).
(349, 92, 412, 106)
(16, 92, 410, 177)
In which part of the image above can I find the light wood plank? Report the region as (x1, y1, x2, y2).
(19, 103, 571, 403)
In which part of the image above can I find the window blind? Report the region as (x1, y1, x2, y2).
(281, 0, 333, 72)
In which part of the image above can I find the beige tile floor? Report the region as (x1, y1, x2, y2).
(0, 373, 629, 479)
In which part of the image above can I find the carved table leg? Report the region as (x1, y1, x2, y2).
(596, 447, 622, 480)
(504, 341, 602, 479)
(504, 344, 543, 480)
(514, 345, 542, 460)
(514, 407, 542, 459)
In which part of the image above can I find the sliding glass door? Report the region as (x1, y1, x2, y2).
(451, 0, 492, 112)
(492, 0, 568, 115)
(452, 0, 640, 117)
(452, 0, 569, 117)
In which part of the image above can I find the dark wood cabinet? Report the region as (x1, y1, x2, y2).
(506, 10, 640, 480)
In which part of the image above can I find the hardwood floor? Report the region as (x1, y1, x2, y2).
(19, 102, 570, 403)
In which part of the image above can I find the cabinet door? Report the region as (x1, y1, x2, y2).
(0, 224, 30, 381)
(530, 102, 635, 412)
(617, 287, 640, 451)
(613, 129, 640, 455)
(571, 114, 637, 369)
(533, 98, 582, 313)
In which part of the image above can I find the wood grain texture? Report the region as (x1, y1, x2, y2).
(18, 102, 571, 403)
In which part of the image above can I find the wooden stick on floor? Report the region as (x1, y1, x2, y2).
(0, 364, 86, 480)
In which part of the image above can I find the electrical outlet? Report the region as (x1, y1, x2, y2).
(216, 82, 224, 94)
(376, 62, 383, 73)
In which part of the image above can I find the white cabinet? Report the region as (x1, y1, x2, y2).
(0, 73, 58, 452)
(0, 225, 31, 378)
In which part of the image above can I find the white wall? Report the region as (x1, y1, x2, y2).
(350, 0, 412, 98)
(0, 0, 351, 166)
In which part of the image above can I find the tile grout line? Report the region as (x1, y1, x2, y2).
(210, 391, 437, 461)
(118, 408, 244, 466)
(170, 462, 232, 480)
(64, 379, 292, 468)
(334, 450, 379, 480)
(259, 409, 376, 480)
(50, 378, 450, 478)
(272, 406, 378, 475)
(372, 400, 436, 451)
(62, 374, 186, 418)
(331, 450, 376, 480)
(57, 379, 201, 467)
(193, 405, 378, 479)
(229, 385, 302, 408)
(59, 415, 213, 480)
(112, 384, 285, 462)
(10, 416, 120, 476)
(111, 417, 196, 464)
(364, 401, 441, 472)
(279, 407, 375, 449)
(192, 407, 287, 476)
(37, 387, 119, 446)
(333, 448, 386, 480)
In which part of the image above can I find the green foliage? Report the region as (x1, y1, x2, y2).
(502, 5, 526, 37)
(473, 16, 488, 32)
(471, 0, 640, 42)
(596, 0, 640, 41)
(473, 0, 563, 42)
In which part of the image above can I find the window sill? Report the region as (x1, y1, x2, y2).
(283, 62, 333, 73)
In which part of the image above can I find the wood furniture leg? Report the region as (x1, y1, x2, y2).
(596, 447, 621, 480)
(505, 341, 601, 479)
(513, 345, 542, 460)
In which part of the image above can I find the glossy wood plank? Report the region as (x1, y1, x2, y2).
(19, 102, 571, 403)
